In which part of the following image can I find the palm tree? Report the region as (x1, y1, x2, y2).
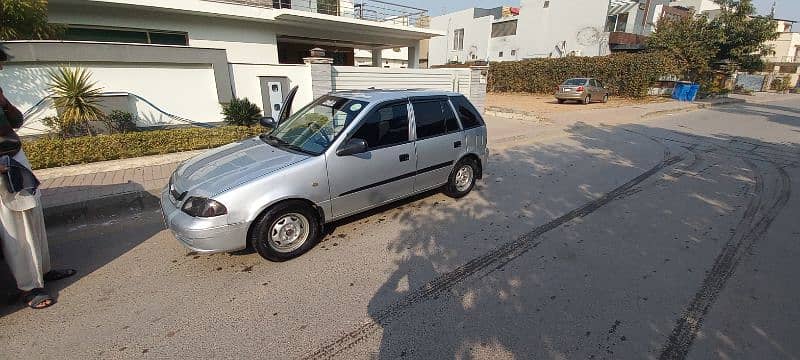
(48, 67, 104, 136)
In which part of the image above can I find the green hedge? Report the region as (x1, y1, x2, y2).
(488, 52, 678, 98)
(24, 126, 264, 170)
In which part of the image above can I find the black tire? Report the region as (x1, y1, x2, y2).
(582, 95, 591, 105)
(444, 158, 477, 198)
(602, 94, 609, 103)
(557, 99, 565, 104)
(249, 200, 320, 262)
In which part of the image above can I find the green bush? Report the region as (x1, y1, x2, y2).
(222, 98, 263, 126)
(23, 126, 263, 170)
(41, 116, 88, 138)
(103, 110, 138, 134)
(488, 53, 678, 98)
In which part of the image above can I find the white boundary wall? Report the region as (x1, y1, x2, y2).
(0, 62, 222, 136)
(331, 66, 472, 93)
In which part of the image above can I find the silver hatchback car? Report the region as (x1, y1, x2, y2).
(161, 88, 488, 261)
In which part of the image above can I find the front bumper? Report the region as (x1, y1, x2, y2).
(160, 189, 249, 253)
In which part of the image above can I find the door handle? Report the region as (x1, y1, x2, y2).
(399, 154, 410, 162)
(454, 141, 462, 148)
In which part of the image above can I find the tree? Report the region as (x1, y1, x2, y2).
(710, 0, 778, 72)
(48, 67, 105, 136)
(646, 15, 722, 82)
(647, 0, 777, 82)
(0, 0, 63, 40)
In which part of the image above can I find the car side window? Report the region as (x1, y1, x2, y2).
(596, 80, 604, 88)
(412, 100, 448, 139)
(589, 79, 597, 87)
(350, 102, 409, 149)
(450, 96, 483, 129)
(443, 100, 460, 133)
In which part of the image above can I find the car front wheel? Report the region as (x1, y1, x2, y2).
(444, 158, 477, 198)
(250, 201, 320, 262)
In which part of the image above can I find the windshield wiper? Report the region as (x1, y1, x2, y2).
(264, 134, 315, 155)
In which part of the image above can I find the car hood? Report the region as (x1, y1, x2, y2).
(173, 137, 309, 197)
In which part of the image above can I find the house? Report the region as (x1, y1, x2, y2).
(606, 0, 693, 52)
(669, 0, 722, 19)
(0, 0, 443, 134)
(764, 19, 800, 63)
(354, 48, 409, 68)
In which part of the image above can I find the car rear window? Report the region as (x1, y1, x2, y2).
(450, 95, 484, 129)
(563, 78, 588, 85)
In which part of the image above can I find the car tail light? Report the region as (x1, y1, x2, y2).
(576, 86, 585, 92)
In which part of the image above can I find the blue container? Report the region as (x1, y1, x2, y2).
(672, 82, 690, 100)
(685, 84, 700, 102)
(672, 82, 698, 101)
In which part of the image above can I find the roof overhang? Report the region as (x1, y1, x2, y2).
(69, 0, 442, 45)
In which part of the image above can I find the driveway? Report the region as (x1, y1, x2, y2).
(1, 98, 799, 359)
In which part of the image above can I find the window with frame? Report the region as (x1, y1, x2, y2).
(453, 28, 465, 50)
(351, 102, 409, 149)
(499, 51, 504, 57)
(605, 13, 629, 32)
(543, 1, 550, 8)
(450, 96, 483, 129)
(412, 100, 459, 139)
(64, 26, 188, 46)
(511, 49, 516, 56)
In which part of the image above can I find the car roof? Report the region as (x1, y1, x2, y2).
(330, 89, 462, 103)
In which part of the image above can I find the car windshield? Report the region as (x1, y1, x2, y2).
(264, 95, 368, 155)
(563, 78, 588, 86)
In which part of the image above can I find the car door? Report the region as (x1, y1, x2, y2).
(587, 79, 599, 99)
(411, 97, 463, 192)
(326, 100, 416, 218)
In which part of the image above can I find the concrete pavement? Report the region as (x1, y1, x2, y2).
(1, 96, 798, 359)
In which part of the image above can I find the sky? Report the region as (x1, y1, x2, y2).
(397, 0, 800, 22)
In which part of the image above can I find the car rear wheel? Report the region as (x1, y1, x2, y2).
(583, 95, 591, 105)
(444, 158, 477, 198)
(250, 201, 320, 262)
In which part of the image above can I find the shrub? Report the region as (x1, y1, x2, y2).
(222, 98, 262, 126)
(23, 125, 263, 169)
(41, 115, 88, 138)
(103, 110, 138, 133)
(487, 52, 678, 98)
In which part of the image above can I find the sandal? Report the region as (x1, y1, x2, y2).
(44, 269, 76, 282)
(23, 288, 54, 309)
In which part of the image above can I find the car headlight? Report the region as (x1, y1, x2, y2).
(181, 197, 228, 217)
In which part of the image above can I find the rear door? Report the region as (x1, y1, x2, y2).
(327, 100, 416, 218)
(411, 97, 463, 192)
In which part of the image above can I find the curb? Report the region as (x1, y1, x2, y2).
(43, 188, 162, 227)
(639, 98, 745, 120)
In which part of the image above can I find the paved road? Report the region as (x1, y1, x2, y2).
(1, 99, 799, 359)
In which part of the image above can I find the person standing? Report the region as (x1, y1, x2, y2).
(0, 47, 75, 309)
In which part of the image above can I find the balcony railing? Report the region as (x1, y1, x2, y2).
(203, 0, 430, 28)
(764, 56, 799, 63)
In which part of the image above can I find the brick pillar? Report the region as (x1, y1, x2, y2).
(304, 53, 334, 99)
(468, 64, 489, 114)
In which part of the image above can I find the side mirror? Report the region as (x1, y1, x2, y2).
(336, 138, 368, 156)
(259, 116, 277, 128)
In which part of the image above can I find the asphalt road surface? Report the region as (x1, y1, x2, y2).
(2, 99, 799, 359)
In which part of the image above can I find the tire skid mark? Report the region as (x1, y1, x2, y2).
(300, 153, 687, 360)
(658, 156, 792, 360)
